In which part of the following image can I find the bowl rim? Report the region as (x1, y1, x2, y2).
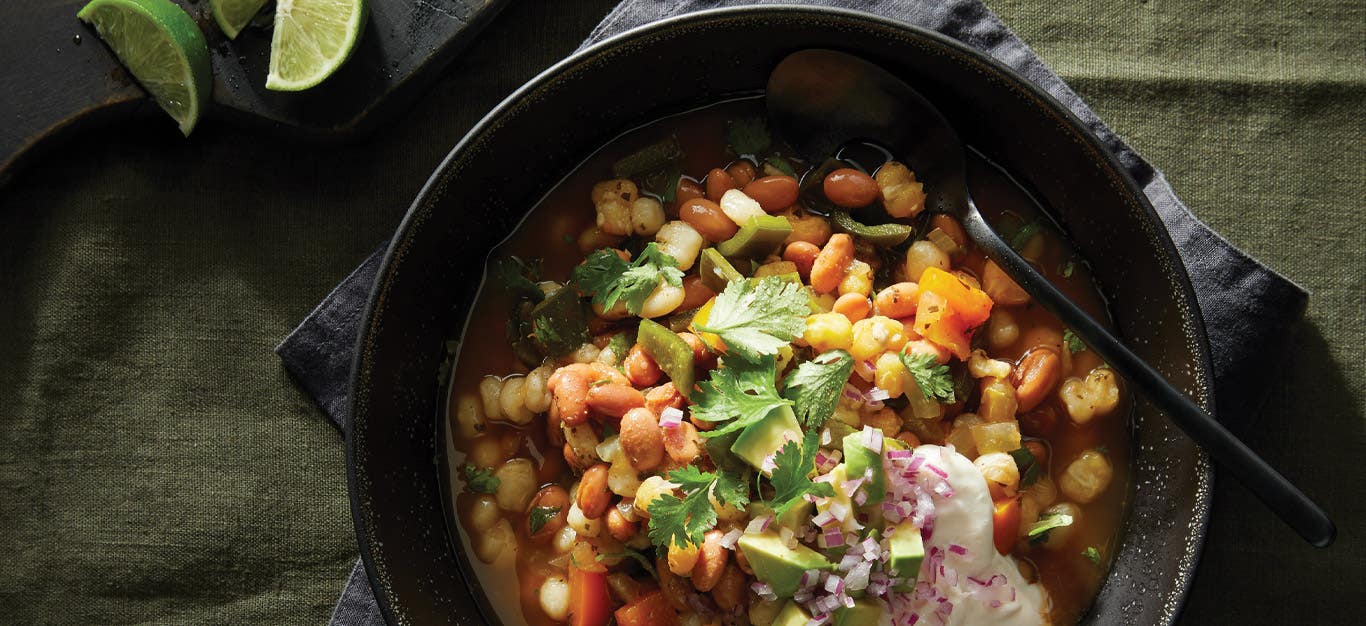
(347, 5, 1216, 625)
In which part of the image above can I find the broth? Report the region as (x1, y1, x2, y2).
(442, 98, 1130, 626)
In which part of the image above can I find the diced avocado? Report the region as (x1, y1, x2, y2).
(699, 248, 745, 293)
(888, 520, 925, 582)
(773, 601, 813, 626)
(637, 318, 695, 396)
(822, 463, 854, 522)
(833, 598, 883, 626)
(842, 430, 886, 506)
(822, 419, 857, 451)
(748, 500, 814, 535)
(718, 215, 793, 259)
(738, 531, 836, 598)
(731, 405, 802, 472)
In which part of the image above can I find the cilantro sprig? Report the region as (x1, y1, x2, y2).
(690, 354, 793, 439)
(694, 277, 809, 359)
(462, 464, 499, 494)
(1082, 546, 1101, 565)
(1063, 329, 1086, 354)
(647, 466, 749, 548)
(1027, 509, 1074, 542)
(529, 506, 561, 535)
(782, 350, 854, 429)
(899, 350, 957, 403)
(572, 243, 684, 316)
(767, 429, 835, 516)
(1008, 446, 1042, 488)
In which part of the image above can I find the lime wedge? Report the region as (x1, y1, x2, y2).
(265, 0, 367, 91)
(77, 0, 212, 136)
(210, 0, 270, 40)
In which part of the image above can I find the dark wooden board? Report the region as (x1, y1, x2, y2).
(0, 0, 511, 183)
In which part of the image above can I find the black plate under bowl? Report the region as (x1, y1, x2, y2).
(348, 6, 1214, 625)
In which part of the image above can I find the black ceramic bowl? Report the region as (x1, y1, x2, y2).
(348, 6, 1215, 625)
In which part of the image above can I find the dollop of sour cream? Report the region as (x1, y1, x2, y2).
(902, 445, 1048, 625)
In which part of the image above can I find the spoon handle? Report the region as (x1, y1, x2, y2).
(959, 203, 1336, 548)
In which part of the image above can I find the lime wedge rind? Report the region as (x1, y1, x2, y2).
(77, 0, 212, 136)
(265, 0, 368, 92)
(210, 0, 271, 40)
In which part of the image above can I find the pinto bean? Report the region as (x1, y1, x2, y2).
(619, 407, 665, 471)
(605, 507, 638, 543)
(691, 530, 730, 592)
(742, 176, 800, 212)
(711, 564, 747, 612)
(680, 198, 740, 242)
(662, 420, 701, 464)
(705, 168, 736, 201)
(587, 383, 646, 419)
(527, 485, 571, 540)
(623, 345, 664, 388)
(577, 463, 612, 519)
(548, 365, 591, 426)
(823, 168, 879, 208)
(680, 275, 716, 311)
(1012, 348, 1063, 412)
(810, 233, 854, 294)
(832, 293, 871, 323)
(726, 161, 757, 188)
(783, 241, 820, 280)
(644, 382, 686, 416)
(874, 282, 921, 319)
(674, 177, 704, 208)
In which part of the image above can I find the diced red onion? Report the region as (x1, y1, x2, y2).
(824, 575, 844, 594)
(805, 616, 829, 626)
(862, 426, 884, 454)
(948, 544, 967, 556)
(752, 581, 778, 602)
(866, 387, 891, 402)
(745, 514, 774, 534)
(822, 529, 845, 548)
(718, 528, 743, 550)
(828, 501, 849, 523)
(853, 490, 868, 506)
(925, 463, 948, 479)
(659, 406, 684, 428)
(886, 449, 914, 460)
(812, 510, 837, 528)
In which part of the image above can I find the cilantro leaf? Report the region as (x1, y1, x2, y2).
(530, 286, 589, 357)
(603, 330, 637, 366)
(691, 355, 793, 439)
(1027, 509, 1074, 541)
(492, 256, 543, 301)
(899, 350, 957, 403)
(529, 506, 561, 535)
(768, 428, 835, 516)
(1008, 447, 1042, 488)
(694, 277, 809, 359)
(727, 117, 771, 156)
(646, 467, 748, 548)
(1082, 546, 1101, 565)
(572, 244, 684, 316)
(462, 464, 499, 494)
(1063, 329, 1086, 354)
(782, 350, 855, 428)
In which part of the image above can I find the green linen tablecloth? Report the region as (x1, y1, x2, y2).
(0, 0, 1361, 623)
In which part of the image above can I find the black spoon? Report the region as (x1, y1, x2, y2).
(767, 49, 1335, 548)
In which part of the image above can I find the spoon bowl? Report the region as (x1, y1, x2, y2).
(767, 48, 1335, 548)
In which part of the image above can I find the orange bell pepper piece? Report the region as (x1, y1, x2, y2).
(912, 290, 972, 359)
(614, 589, 679, 626)
(917, 267, 993, 327)
(569, 565, 613, 626)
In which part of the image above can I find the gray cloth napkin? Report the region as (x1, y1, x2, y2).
(276, 1, 1309, 624)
